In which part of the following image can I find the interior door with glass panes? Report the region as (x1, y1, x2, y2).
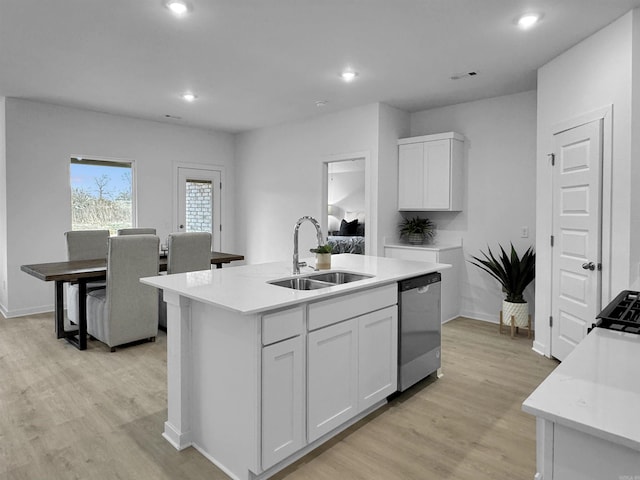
(177, 166, 221, 251)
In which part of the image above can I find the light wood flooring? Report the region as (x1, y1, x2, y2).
(0, 314, 558, 480)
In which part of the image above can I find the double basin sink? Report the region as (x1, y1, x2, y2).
(269, 271, 373, 290)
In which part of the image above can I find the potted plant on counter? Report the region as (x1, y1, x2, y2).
(310, 244, 333, 270)
(469, 243, 536, 336)
(399, 216, 435, 245)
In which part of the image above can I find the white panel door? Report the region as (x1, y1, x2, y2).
(551, 120, 602, 361)
(261, 336, 305, 469)
(424, 139, 451, 210)
(307, 318, 358, 443)
(398, 143, 424, 209)
(358, 306, 398, 411)
(177, 166, 221, 250)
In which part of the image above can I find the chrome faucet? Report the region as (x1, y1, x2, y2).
(293, 216, 324, 274)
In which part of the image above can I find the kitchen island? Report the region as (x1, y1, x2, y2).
(141, 254, 449, 480)
(522, 328, 640, 480)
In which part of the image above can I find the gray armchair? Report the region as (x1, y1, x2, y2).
(87, 234, 160, 351)
(65, 229, 109, 325)
(159, 232, 212, 328)
(117, 227, 157, 235)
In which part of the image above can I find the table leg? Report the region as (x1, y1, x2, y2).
(55, 281, 65, 339)
(214, 263, 222, 269)
(77, 280, 88, 350)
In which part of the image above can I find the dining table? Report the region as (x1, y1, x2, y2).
(21, 251, 245, 350)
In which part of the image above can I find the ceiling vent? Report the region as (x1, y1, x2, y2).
(450, 71, 478, 80)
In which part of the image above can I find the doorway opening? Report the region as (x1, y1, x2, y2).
(322, 153, 369, 255)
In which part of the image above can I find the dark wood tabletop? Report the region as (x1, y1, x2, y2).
(21, 251, 245, 282)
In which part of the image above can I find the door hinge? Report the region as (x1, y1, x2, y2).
(549, 316, 553, 327)
(548, 153, 555, 166)
(219, 224, 222, 232)
(220, 182, 222, 190)
(550, 235, 554, 247)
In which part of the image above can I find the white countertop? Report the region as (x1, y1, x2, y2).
(384, 242, 462, 252)
(522, 327, 640, 451)
(141, 253, 450, 315)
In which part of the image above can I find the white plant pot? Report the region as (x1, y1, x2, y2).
(316, 253, 331, 270)
(502, 300, 529, 328)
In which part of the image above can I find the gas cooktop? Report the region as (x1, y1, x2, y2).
(595, 290, 640, 334)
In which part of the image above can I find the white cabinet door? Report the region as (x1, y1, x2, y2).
(307, 318, 358, 443)
(262, 336, 304, 469)
(424, 139, 451, 210)
(358, 306, 398, 411)
(398, 143, 425, 210)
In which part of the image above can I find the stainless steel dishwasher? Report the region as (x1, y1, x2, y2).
(398, 272, 442, 392)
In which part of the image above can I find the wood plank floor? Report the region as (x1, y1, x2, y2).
(0, 314, 558, 480)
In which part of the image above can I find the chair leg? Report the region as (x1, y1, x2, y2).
(510, 315, 515, 338)
(499, 310, 503, 334)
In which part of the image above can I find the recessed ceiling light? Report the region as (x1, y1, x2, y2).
(181, 92, 197, 102)
(165, 0, 192, 16)
(517, 13, 541, 29)
(340, 70, 358, 83)
(315, 100, 328, 107)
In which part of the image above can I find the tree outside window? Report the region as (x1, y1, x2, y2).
(70, 158, 133, 234)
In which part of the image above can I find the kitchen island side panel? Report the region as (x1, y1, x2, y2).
(189, 301, 261, 479)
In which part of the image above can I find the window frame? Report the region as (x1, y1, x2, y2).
(69, 155, 137, 231)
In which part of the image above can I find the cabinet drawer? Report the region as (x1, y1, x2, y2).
(384, 247, 438, 263)
(308, 284, 397, 331)
(262, 306, 304, 346)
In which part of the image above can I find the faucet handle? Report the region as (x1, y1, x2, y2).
(298, 261, 307, 268)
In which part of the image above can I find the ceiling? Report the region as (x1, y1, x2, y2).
(2, 0, 640, 134)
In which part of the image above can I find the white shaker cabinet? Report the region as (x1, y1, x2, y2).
(261, 307, 305, 469)
(307, 318, 359, 443)
(398, 132, 465, 211)
(358, 306, 398, 411)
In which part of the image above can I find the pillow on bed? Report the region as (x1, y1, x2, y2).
(338, 218, 358, 236)
(356, 222, 365, 236)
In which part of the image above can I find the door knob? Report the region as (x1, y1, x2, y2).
(582, 262, 595, 271)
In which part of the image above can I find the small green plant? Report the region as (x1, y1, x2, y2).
(310, 244, 333, 254)
(399, 216, 434, 238)
(469, 243, 536, 303)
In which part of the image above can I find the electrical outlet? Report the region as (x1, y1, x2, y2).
(521, 226, 529, 238)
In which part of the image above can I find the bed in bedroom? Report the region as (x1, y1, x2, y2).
(327, 218, 365, 254)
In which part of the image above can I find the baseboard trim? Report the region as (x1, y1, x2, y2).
(2, 304, 54, 318)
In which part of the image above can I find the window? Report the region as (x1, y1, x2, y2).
(70, 157, 133, 234)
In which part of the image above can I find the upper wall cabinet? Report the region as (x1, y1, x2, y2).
(398, 132, 465, 211)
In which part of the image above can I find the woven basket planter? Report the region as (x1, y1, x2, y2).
(502, 300, 529, 327)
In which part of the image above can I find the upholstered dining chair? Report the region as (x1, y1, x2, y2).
(86, 234, 159, 352)
(159, 231, 212, 328)
(65, 229, 110, 325)
(116, 227, 157, 235)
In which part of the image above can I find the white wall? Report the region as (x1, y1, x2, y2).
(235, 103, 381, 265)
(3, 98, 236, 317)
(535, 12, 634, 356)
(328, 170, 365, 220)
(410, 90, 538, 323)
(377, 103, 410, 254)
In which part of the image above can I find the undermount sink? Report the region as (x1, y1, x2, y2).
(307, 271, 373, 284)
(268, 271, 374, 290)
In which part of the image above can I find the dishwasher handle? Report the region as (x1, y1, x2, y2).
(417, 285, 430, 294)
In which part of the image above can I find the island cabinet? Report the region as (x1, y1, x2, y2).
(306, 285, 397, 442)
(144, 254, 448, 480)
(398, 132, 465, 211)
(261, 307, 305, 468)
